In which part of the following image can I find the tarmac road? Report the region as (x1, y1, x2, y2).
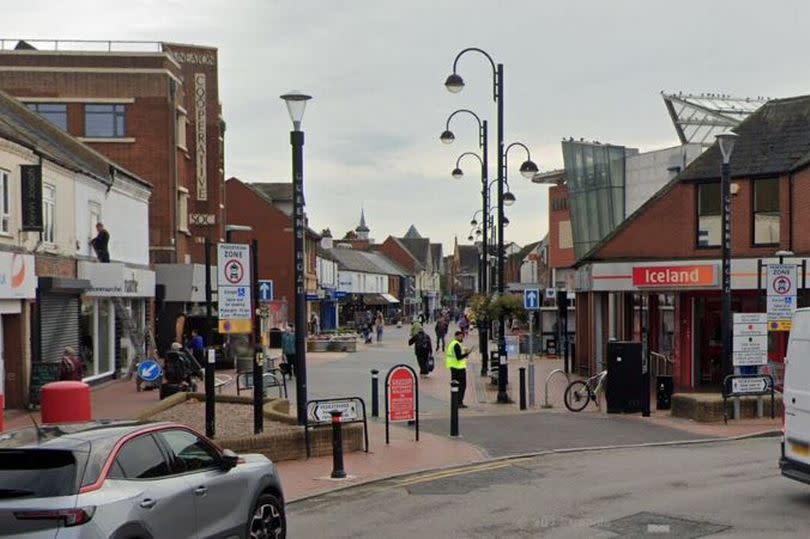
(289, 438, 806, 538)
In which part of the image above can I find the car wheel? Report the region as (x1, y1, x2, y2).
(248, 493, 285, 539)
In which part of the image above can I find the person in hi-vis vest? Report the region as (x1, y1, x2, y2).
(445, 330, 472, 408)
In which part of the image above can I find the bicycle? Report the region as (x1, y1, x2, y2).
(564, 370, 607, 412)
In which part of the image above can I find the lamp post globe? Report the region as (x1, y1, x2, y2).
(503, 191, 516, 207)
(280, 90, 312, 130)
(468, 235, 474, 242)
(445, 73, 465, 93)
(716, 131, 738, 164)
(470, 218, 478, 227)
(503, 216, 510, 227)
(452, 167, 464, 179)
(520, 159, 539, 179)
(440, 130, 456, 144)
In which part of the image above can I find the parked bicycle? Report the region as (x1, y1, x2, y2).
(564, 370, 607, 412)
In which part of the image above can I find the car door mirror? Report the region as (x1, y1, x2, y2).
(219, 449, 239, 471)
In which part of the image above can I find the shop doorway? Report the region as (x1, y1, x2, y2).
(693, 295, 743, 387)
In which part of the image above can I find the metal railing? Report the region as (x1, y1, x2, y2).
(0, 39, 164, 53)
(650, 351, 673, 377)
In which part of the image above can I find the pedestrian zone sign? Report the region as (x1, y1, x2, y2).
(218, 242, 252, 334)
(767, 263, 797, 331)
(524, 288, 540, 310)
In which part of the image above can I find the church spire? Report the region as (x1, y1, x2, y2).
(355, 207, 370, 239)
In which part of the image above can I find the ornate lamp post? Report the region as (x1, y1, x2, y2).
(716, 131, 738, 388)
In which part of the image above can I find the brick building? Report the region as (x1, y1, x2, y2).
(0, 40, 225, 264)
(574, 95, 810, 391)
(225, 178, 320, 323)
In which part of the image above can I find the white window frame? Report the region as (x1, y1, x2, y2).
(0, 170, 9, 235)
(177, 187, 189, 233)
(43, 183, 56, 245)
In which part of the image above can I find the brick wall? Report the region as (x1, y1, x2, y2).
(35, 254, 76, 278)
(593, 174, 795, 261)
(378, 238, 417, 274)
(549, 184, 576, 268)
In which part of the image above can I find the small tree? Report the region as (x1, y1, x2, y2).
(487, 294, 527, 324)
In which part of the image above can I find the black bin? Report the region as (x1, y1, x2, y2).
(606, 341, 643, 414)
(656, 375, 674, 410)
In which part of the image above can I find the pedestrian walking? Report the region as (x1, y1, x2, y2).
(364, 309, 374, 343)
(90, 222, 111, 263)
(59, 346, 83, 381)
(446, 330, 472, 408)
(186, 328, 205, 365)
(408, 323, 434, 376)
(435, 316, 448, 352)
(458, 313, 470, 338)
(309, 313, 320, 336)
(280, 324, 296, 379)
(375, 311, 384, 343)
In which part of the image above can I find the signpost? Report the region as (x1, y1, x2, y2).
(217, 243, 253, 334)
(258, 280, 274, 302)
(525, 288, 540, 408)
(385, 364, 419, 444)
(304, 397, 369, 457)
(767, 263, 797, 331)
(732, 313, 768, 367)
(722, 373, 775, 423)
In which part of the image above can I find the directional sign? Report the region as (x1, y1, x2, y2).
(767, 264, 797, 331)
(307, 399, 359, 424)
(733, 313, 768, 367)
(731, 376, 771, 395)
(137, 359, 162, 383)
(258, 280, 274, 302)
(524, 288, 540, 310)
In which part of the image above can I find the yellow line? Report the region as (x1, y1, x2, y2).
(395, 462, 512, 487)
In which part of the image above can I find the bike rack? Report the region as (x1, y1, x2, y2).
(541, 368, 571, 409)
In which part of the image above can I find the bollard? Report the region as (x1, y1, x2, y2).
(371, 369, 379, 418)
(528, 362, 536, 408)
(519, 367, 527, 410)
(253, 347, 264, 435)
(450, 380, 460, 437)
(641, 366, 650, 417)
(330, 411, 347, 479)
(205, 348, 216, 438)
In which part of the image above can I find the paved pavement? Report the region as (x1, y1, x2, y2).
(1, 321, 782, 503)
(289, 437, 803, 538)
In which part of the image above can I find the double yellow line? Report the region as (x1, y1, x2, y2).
(394, 457, 531, 487)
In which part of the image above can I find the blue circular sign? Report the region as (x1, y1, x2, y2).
(138, 359, 162, 382)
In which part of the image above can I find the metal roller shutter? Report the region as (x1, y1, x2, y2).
(39, 293, 80, 365)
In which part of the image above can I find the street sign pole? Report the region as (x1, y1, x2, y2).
(252, 239, 263, 435)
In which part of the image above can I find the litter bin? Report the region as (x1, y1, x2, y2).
(656, 375, 674, 410)
(269, 328, 283, 349)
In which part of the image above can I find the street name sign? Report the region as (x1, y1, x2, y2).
(217, 242, 252, 334)
(732, 313, 767, 367)
(767, 263, 797, 331)
(524, 288, 540, 310)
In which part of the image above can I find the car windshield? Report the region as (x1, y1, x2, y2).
(0, 449, 79, 498)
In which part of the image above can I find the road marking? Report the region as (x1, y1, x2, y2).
(394, 458, 532, 487)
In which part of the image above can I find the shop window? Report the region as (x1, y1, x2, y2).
(176, 110, 188, 150)
(43, 183, 55, 245)
(697, 182, 720, 247)
(26, 103, 67, 131)
(88, 200, 102, 239)
(754, 178, 779, 245)
(85, 104, 126, 138)
(0, 170, 9, 234)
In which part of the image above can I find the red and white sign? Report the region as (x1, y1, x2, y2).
(387, 366, 416, 422)
(632, 265, 717, 288)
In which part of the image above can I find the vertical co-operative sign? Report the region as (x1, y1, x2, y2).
(217, 243, 253, 334)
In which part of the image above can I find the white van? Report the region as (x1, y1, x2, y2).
(781, 308, 810, 483)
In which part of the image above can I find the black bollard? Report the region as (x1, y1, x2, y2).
(205, 348, 215, 438)
(253, 347, 264, 435)
(519, 367, 527, 411)
(371, 369, 379, 418)
(450, 380, 459, 437)
(330, 411, 347, 479)
(641, 365, 651, 417)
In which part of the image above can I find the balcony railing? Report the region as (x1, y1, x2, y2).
(0, 39, 164, 53)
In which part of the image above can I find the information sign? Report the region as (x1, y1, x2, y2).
(732, 313, 768, 367)
(767, 264, 797, 331)
(217, 243, 252, 334)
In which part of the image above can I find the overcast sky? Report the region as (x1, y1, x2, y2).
(11, 1, 810, 253)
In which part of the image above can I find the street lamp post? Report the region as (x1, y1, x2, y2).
(446, 48, 537, 403)
(281, 90, 312, 426)
(716, 131, 738, 388)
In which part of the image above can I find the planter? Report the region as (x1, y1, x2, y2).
(308, 339, 330, 353)
(329, 339, 357, 353)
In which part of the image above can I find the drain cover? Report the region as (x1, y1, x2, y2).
(594, 512, 729, 538)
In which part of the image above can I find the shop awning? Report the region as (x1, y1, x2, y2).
(363, 293, 400, 305)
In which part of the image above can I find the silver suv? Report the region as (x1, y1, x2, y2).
(0, 420, 285, 538)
